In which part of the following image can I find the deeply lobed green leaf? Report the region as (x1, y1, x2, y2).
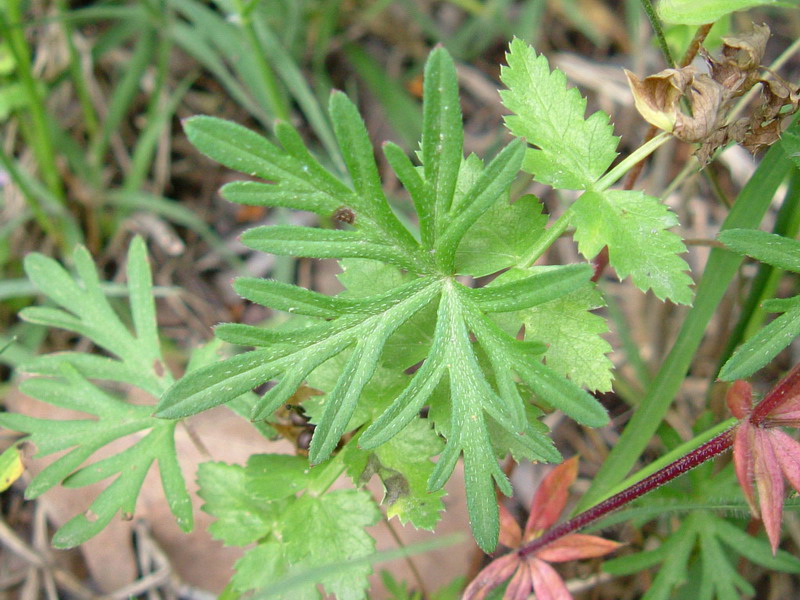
(160, 43, 635, 552)
(2, 238, 192, 547)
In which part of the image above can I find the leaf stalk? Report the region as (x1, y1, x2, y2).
(517, 427, 736, 558)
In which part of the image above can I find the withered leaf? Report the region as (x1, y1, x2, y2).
(625, 67, 695, 132)
(673, 74, 726, 143)
(702, 24, 770, 98)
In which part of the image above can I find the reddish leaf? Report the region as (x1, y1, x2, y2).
(754, 428, 785, 553)
(525, 457, 578, 537)
(504, 562, 533, 600)
(529, 559, 572, 600)
(499, 503, 522, 548)
(732, 421, 758, 516)
(536, 534, 622, 563)
(773, 429, 800, 495)
(726, 380, 752, 420)
(462, 553, 521, 600)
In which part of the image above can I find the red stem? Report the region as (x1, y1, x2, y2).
(517, 427, 736, 558)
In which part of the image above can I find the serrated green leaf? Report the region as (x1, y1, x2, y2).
(571, 190, 693, 303)
(245, 454, 311, 500)
(229, 486, 380, 599)
(719, 229, 800, 273)
(197, 462, 281, 546)
(518, 276, 613, 391)
(657, 0, 782, 25)
(454, 194, 548, 277)
(500, 38, 618, 190)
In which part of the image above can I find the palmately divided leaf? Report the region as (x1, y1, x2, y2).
(168, 45, 615, 553)
(500, 38, 619, 190)
(157, 278, 442, 424)
(603, 511, 800, 600)
(571, 190, 693, 304)
(184, 114, 430, 274)
(1, 238, 192, 547)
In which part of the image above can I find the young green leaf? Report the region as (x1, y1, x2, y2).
(603, 511, 800, 600)
(500, 37, 618, 190)
(516, 274, 613, 391)
(343, 422, 446, 530)
(0, 238, 192, 547)
(198, 455, 380, 599)
(422, 47, 464, 243)
(197, 461, 286, 546)
(500, 38, 692, 304)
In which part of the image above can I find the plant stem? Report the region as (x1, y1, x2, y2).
(595, 132, 671, 191)
(518, 209, 573, 268)
(518, 427, 736, 558)
(639, 0, 674, 68)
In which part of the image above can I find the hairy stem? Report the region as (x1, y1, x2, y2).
(639, 0, 674, 68)
(518, 427, 736, 558)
